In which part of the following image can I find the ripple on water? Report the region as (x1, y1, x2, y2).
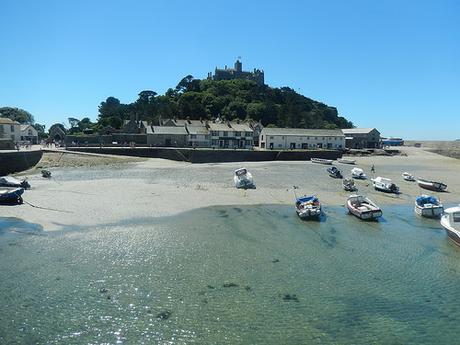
(1, 205, 460, 344)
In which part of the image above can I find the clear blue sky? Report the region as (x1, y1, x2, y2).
(1, 0, 458, 139)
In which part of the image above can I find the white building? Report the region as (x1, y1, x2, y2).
(187, 126, 211, 147)
(259, 128, 345, 150)
(20, 124, 39, 144)
(208, 122, 253, 149)
(0, 117, 21, 143)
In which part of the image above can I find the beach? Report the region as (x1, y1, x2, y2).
(2, 147, 460, 231)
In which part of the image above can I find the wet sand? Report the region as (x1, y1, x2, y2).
(2, 147, 460, 231)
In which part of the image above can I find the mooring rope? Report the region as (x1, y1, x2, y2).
(22, 199, 73, 213)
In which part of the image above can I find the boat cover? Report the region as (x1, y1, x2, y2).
(297, 196, 318, 203)
(416, 195, 438, 206)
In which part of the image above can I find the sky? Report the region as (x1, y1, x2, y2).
(0, 0, 459, 140)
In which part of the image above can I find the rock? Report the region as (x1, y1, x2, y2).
(156, 310, 172, 320)
(223, 282, 239, 288)
(244, 286, 252, 291)
(282, 294, 299, 302)
(206, 285, 215, 289)
(272, 259, 280, 263)
(99, 287, 108, 293)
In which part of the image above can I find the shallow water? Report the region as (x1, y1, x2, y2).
(1, 205, 460, 344)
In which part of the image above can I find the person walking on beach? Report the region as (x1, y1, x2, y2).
(371, 164, 375, 173)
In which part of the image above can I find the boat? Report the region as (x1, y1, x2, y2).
(327, 166, 343, 179)
(347, 194, 383, 220)
(0, 176, 30, 189)
(342, 178, 357, 191)
(414, 195, 444, 218)
(371, 177, 400, 193)
(0, 187, 24, 204)
(311, 158, 333, 165)
(417, 178, 447, 192)
(41, 170, 52, 178)
(233, 168, 255, 189)
(351, 167, 366, 179)
(402, 172, 416, 182)
(338, 158, 356, 165)
(295, 195, 322, 219)
(441, 205, 460, 247)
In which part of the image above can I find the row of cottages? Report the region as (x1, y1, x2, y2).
(159, 119, 254, 149)
(0, 118, 39, 144)
(259, 128, 346, 150)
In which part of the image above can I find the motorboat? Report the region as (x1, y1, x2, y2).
(0, 187, 24, 204)
(327, 166, 343, 179)
(234, 168, 255, 189)
(347, 194, 382, 220)
(441, 205, 460, 247)
(414, 195, 444, 218)
(351, 168, 366, 179)
(402, 172, 416, 182)
(371, 176, 400, 194)
(338, 158, 356, 165)
(295, 195, 321, 219)
(0, 176, 30, 189)
(342, 178, 357, 192)
(417, 178, 447, 192)
(311, 158, 333, 165)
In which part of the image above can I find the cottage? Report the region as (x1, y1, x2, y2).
(148, 126, 187, 147)
(208, 122, 253, 149)
(342, 128, 380, 149)
(259, 128, 345, 150)
(187, 126, 211, 147)
(0, 117, 21, 143)
(20, 124, 38, 144)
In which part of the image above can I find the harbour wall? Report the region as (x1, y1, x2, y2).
(65, 147, 342, 163)
(0, 150, 43, 175)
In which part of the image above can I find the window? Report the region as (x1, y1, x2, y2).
(205, 135, 211, 140)
(270, 136, 274, 139)
(261, 135, 264, 140)
(11, 125, 15, 132)
(190, 134, 197, 139)
(212, 139, 218, 146)
(245, 131, 252, 137)
(211, 131, 218, 136)
(28, 129, 33, 136)
(223, 132, 228, 137)
(235, 131, 241, 137)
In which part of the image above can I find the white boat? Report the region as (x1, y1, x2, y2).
(402, 172, 416, 181)
(0, 176, 30, 189)
(311, 158, 333, 165)
(351, 168, 366, 179)
(415, 195, 444, 218)
(295, 195, 321, 219)
(371, 177, 400, 193)
(441, 205, 460, 247)
(417, 178, 447, 192)
(233, 168, 255, 189)
(347, 194, 382, 220)
(338, 158, 356, 165)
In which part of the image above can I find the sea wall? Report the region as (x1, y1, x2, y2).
(0, 150, 43, 175)
(65, 147, 342, 163)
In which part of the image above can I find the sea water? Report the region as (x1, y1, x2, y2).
(1, 205, 460, 344)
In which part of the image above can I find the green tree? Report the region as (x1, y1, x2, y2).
(0, 107, 34, 124)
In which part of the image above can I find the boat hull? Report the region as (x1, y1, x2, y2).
(347, 206, 382, 220)
(417, 180, 447, 192)
(311, 158, 333, 165)
(414, 205, 444, 218)
(296, 208, 321, 219)
(441, 216, 460, 247)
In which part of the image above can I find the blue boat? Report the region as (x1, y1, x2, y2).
(0, 187, 24, 204)
(295, 195, 321, 219)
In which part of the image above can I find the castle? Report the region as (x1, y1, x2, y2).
(207, 59, 264, 85)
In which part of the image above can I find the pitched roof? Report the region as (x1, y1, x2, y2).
(0, 117, 20, 125)
(207, 122, 233, 131)
(187, 126, 209, 135)
(341, 128, 379, 134)
(230, 123, 253, 132)
(152, 126, 187, 135)
(262, 128, 345, 137)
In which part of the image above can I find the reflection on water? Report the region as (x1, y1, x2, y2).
(1, 205, 460, 344)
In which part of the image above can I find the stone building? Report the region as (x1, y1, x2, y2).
(208, 59, 264, 86)
(148, 126, 187, 147)
(342, 128, 380, 149)
(259, 128, 345, 150)
(20, 124, 38, 144)
(0, 117, 21, 143)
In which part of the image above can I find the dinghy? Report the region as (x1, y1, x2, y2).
(295, 195, 321, 219)
(327, 166, 343, 179)
(415, 195, 444, 218)
(371, 176, 400, 193)
(351, 168, 366, 179)
(338, 158, 356, 165)
(0, 176, 30, 189)
(441, 206, 460, 247)
(0, 187, 24, 205)
(417, 178, 447, 192)
(234, 168, 255, 189)
(402, 172, 416, 181)
(342, 178, 357, 192)
(347, 194, 382, 220)
(311, 158, 333, 165)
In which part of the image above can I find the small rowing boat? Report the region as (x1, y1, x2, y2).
(343, 178, 357, 191)
(0, 176, 30, 189)
(417, 178, 447, 192)
(311, 158, 333, 165)
(234, 168, 255, 189)
(0, 187, 24, 205)
(351, 168, 366, 179)
(338, 158, 356, 165)
(347, 194, 382, 220)
(327, 166, 343, 179)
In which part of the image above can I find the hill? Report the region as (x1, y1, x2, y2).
(93, 76, 353, 131)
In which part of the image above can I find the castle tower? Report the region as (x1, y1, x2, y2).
(234, 59, 242, 72)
